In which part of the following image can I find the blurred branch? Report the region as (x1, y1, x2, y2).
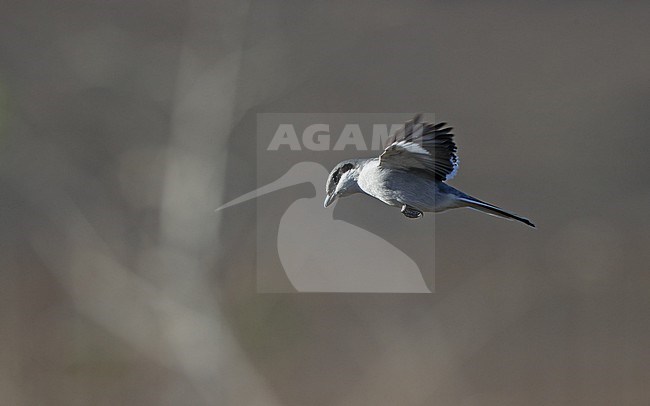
(156, 0, 281, 403)
(2, 0, 281, 404)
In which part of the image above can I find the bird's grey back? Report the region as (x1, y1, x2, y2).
(357, 159, 460, 212)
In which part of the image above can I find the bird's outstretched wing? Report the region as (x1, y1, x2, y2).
(379, 114, 458, 181)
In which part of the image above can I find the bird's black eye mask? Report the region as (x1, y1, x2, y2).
(332, 163, 354, 185)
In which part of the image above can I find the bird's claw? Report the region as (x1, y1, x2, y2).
(401, 205, 423, 219)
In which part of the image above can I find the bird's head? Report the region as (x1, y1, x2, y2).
(324, 159, 364, 207)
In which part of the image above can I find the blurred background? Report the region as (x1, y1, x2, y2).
(1, 1, 649, 405)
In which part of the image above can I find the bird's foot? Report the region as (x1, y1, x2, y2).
(401, 205, 423, 219)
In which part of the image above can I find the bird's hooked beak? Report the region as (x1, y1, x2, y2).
(323, 193, 337, 208)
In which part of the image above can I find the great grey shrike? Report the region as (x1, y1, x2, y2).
(324, 115, 535, 227)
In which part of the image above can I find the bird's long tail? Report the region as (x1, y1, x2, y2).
(457, 196, 535, 228)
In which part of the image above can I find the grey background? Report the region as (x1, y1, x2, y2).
(1, 1, 649, 405)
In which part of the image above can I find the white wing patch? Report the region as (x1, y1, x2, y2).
(394, 140, 429, 156)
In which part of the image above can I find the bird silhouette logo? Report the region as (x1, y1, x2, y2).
(217, 161, 431, 293)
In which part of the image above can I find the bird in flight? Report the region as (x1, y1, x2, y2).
(324, 115, 535, 227)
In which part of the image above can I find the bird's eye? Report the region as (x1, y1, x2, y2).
(332, 163, 353, 185)
(340, 163, 353, 173)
